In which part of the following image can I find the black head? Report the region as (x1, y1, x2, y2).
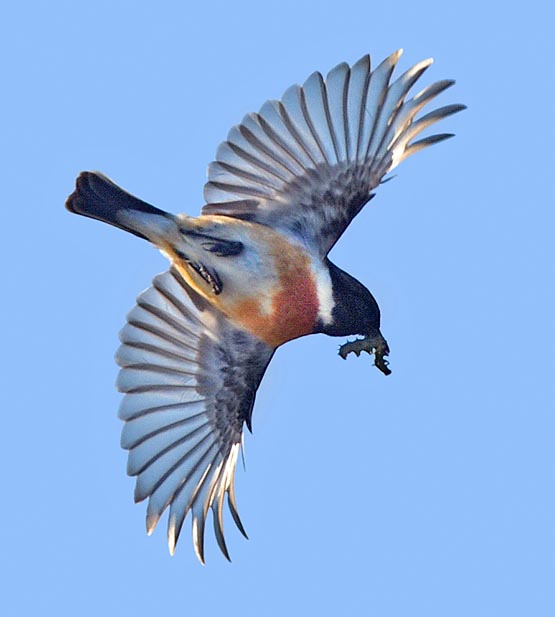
(316, 260, 382, 338)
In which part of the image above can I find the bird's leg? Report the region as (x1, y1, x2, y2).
(338, 332, 391, 375)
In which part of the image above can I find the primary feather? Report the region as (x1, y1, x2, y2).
(203, 50, 464, 254)
(116, 268, 274, 563)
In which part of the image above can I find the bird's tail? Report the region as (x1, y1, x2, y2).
(66, 171, 176, 241)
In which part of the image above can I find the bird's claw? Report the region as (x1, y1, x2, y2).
(338, 333, 391, 375)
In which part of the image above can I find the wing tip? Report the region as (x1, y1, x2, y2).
(192, 514, 208, 564)
(227, 484, 248, 539)
(168, 541, 177, 557)
(133, 482, 146, 503)
(146, 512, 159, 536)
(354, 52, 371, 67)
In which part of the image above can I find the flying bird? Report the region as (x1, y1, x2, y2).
(66, 50, 464, 563)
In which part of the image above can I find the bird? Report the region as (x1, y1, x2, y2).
(66, 50, 464, 563)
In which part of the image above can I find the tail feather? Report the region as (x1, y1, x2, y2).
(66, 171, 172, 241)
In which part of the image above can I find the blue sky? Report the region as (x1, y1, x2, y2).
(1, 1, 554, 615)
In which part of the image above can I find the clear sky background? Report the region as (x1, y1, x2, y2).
(1, 2, 553, 616)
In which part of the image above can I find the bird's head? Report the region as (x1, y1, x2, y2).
(318, 260, 382, 339)
(318, 261, 391, 374)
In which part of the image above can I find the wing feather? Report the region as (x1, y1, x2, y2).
(347, 54, 372, 163)
(300, 73, 337, 166)
(202, 50, 464, 255)
(259, 100, 319, 169)
(116, 268, 274, 561)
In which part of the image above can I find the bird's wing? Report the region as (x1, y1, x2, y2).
(202, 50, 464, 256)
(116, 267, 274, 563)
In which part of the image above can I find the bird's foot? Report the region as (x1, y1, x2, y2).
(338, 332, 391, 375)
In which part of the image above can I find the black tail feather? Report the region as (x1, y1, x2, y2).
(66, 171, 167, 240)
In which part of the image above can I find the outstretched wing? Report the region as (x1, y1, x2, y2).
(116, 267, 274, 563)
(203, 50, 464, 255)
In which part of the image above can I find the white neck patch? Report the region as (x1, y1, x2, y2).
(313, 263, 334, 326)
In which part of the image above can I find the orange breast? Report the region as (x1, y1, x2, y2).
(227, 236, 320, 347)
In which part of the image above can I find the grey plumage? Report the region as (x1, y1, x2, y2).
(203, 50, 464, 256)
(116, 268, 273, 562)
